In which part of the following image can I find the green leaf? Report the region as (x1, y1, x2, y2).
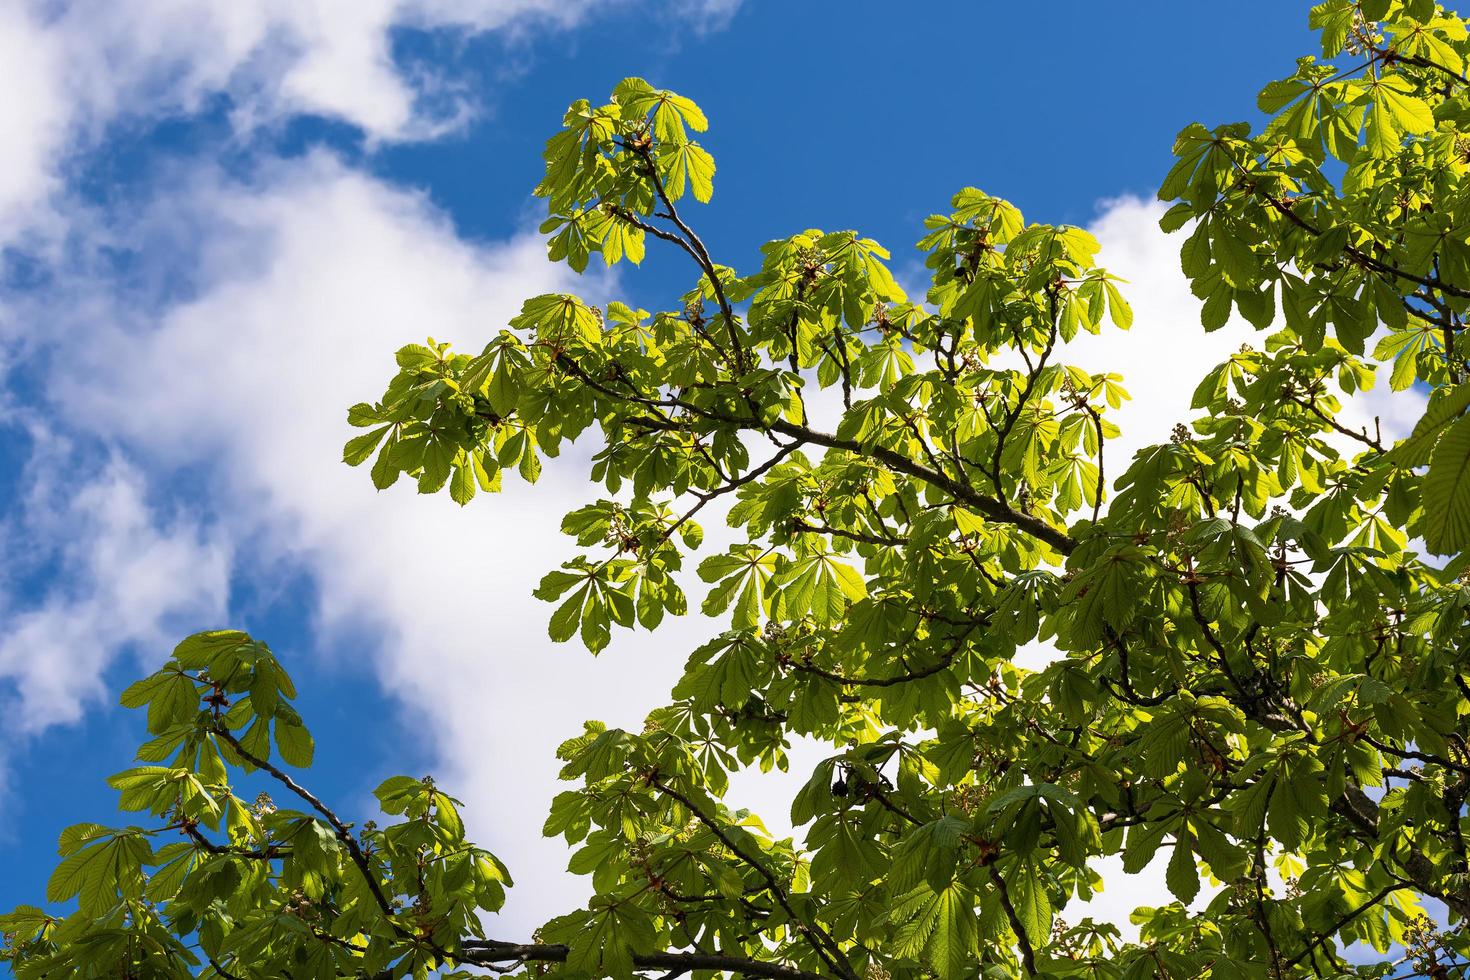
(1380, 83, 1436, 137)
(1007, 861, 1052, 949)
(661, 141, 716, 203)
(1391, 382, 1470, 467)
(1258, 78, 1309, 113)
(549, 588, 587, 642)
(47, 828, 149, 915)
(892, 816, 968, 893)
(0, 905, 54, 943)
(274, 720, 314, 768)
(134, 674, 200, 735)
(450, 461, 476, 506)
(1210, 222, 1259, 287)
(897, 884, 978, 980)
(343, 425, 391, 465)
(119, 671, 179, 710)
(1166, 834, 1200, 904)
(1423, 414, 1470, 554)
(1103, 279, 1134, 329)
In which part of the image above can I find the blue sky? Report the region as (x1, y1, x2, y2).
(0, 0, 1416, 953)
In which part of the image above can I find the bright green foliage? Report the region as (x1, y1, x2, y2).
(1, 631, 510, 978)
(10, 5, 1470, 978)
(1161, 0, 1470, 555)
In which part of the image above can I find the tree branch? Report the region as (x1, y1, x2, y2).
(1287, 394, 1384, 452)
(1379, 46, 1470, 87)
(991, 308, 1059, 495)
(789, 520, 905, 548)
(1262, 192, 1470, 301)
(212, 727, 402, 929)
(461, 941, 827, 980)
(788, 624, 979, 689)
(764, 417, 1074, 554)
(1283, 883, 1403, 969)
(177, 819, 286, 861)
(625, 142, 744, 363)
(658, 442, 804, 546)
(988, 866, 1037, 977)
(563, 353, 1076, 554)
(649, 777, 858, 980)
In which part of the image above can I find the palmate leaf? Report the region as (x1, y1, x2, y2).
(1364, 77, 1437, 157)
(47, 827, 151, 916)
(698, 547, 776, 629)
(1267, 753, 1330, 852)
(1374, 325, 1438, 391)
(559, 895, 657, 979)
(1389, 382, 1470, 468)
(892, 883, 978, 980)
(145, 843, 200, 902)
(510, 293, 603, 346)
(659, 140, 716, 203)
(119, 670, 199, 735)
(0, 906, 53, 944)
(928, 884, 979, 980)
(775, 552, 867, 625)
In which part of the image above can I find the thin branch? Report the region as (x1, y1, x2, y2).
(659, 442, 803, 546)
(206, 953, 246, 980)
(625, 141, 744, 362)
(789, 624, 980, 689)
(1361, 733, 1470, 775)
(1379, 46, 1470, 87)
(988, 866, 1037, 977)
(1183, 575, 1253, 698)
(1083, 403, 1106, 523)
(1100, 626, 1176, 707)
(177, 820, 285, 861)
(860, 779, 924, 826)
(606, 204, 707, 269)
(831, 326, 854, 411)
(991, 306, 1059, 494)
(763, 417, 1074, 554)
(212, 728, 401, 929)
(789, 520, 905, 548)
(1262, 192, 1470, 301)
(461, 941, 826, 980)
(1287, 394, 1384, 452)
(565, 353, 1076, 554)
(1283, 883, 1403, 969)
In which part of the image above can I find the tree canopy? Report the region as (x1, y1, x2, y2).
(8, 2, 1470, 977)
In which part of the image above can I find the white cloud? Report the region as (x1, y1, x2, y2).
(0, 4, 66, 235)
(37, 0, 582, 140)
(0, 0, 740, 240)
(0, 438, 230, 741)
